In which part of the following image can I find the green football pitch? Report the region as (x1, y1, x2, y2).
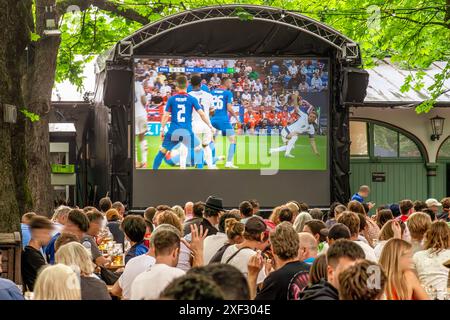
(136, 134, 327, 170)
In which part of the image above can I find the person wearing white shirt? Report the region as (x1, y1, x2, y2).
(310, 73, 323, 91)
(135, 80, 148, 168)
(336, 212, 378, 262)
(413, 221, 450, 299)
(221, 217, 268, 284)
(160, 81, 172, 97)
(110, 225, 181, 299)
(130, 228, 184, 300)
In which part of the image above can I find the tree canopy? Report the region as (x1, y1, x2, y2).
(50, 0, 450, 112)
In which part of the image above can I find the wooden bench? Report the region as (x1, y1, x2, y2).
(0, 232, 22, 284)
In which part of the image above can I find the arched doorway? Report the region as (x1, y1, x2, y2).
(349, 119, 437, 208)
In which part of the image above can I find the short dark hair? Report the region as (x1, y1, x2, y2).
(422, 208, 436, 221)
(376, 209, 394, 229)
(99, 197, 112, 212)
(278, 207, 293, 223)
(188, 264, 249, 299)
(327, 223, 351, 241)
(55, 232, 79, 251)
(239, 201, 253, 218)
(86, 210, 104, 223)
(304, 219, 327, 242)
(309, 208, 323, 220)
(204, 206, 220, 218)
(144, 207, 156, 222)
(152, 229, 180, 256)
(193, 201, 205, 218)
(176, 75, 188, 89)
(160, 274, 223, 300)
(249, 199, 259, 209)
(297, 201, 309, 212)
(121, 215, 146, 243)
(413, 200, 427, 212)
(356, 212, 366, 232)
(67, 209, 90, 232)
(218, 212, 241, 233)
(327, 239, 365, 268)
(190, 75, 202, 87)
(399, 199, 413, 215)
(29, 216, 53, 230)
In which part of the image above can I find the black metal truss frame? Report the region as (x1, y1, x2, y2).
(113, 4, 360, 62)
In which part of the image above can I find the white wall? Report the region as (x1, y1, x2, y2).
(350, 106, 450, 163)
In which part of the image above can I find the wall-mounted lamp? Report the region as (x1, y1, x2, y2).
(430, 115, 445, 141)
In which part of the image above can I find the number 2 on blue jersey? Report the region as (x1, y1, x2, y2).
(177, 104, 186, 122)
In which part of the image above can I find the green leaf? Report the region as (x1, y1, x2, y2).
(20, 109, 40, 122)
(30, 32, 40, 42)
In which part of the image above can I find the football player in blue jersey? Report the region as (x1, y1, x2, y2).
(152, 75, 214, 170)
(210, 77, 241, 168)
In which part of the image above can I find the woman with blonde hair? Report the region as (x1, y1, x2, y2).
(172, 205, 186, 224)
(293, 211, 313, 233)
(413, 221, 450, 299)
(268, 206, 282, 225)
(374, 219, 404, 260)
(209, 216, 245, 264)
(34, 264, 81, 300)
(55, 242, 111, 300)
(379, 238, 429, 300)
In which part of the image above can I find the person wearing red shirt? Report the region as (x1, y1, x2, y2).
(398, 199, 414, 222)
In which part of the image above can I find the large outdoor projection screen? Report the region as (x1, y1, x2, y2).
(132, 57, 330, 208)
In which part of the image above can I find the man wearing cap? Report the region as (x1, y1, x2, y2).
(200, 196, 224, 237)
(425, 198, 442, 218)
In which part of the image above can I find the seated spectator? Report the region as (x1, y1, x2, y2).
(309, 253, 327, 286)
(209, 217, 244, 264)
(33, 264, 81, 300)
(22, 216, 53, 292)
(338, 260, 387, 300)
(99, 197, 112, 214)
(203, 212, 241, 264)
(184, 202, 194, 220)
(407, 212, 432, 254)
(310, 208, 323, 221)
(374, 220, 404, 260)
(172, 205, 186, 224)
(268, 206, 282, 225)
(326, 204, 346, 228)
(183, 201, 204, 236)
(300, 239, 365, 300)
(122, 215, 148, 264)
(423, 208, 437, 221)
(54, 232, 79, 252)
(55, 242, 111, 300)
(248, 222, 310, 300)
(239, 201, 254, 223)
(111, 225, 179, 300)
(438, 197, 450, 222)
(298, 232, 318, 265)
(249, 199, 260, 215)
(337, 212, 377, 262)
(106, 208, 125, 246)
(221, 216, 269, 284)
(278, 207, 294, 223)
(0, 251, 24, 300)
(413, 200, 427, 213)
(188, 264, 250, 300)
(285, 202, 300, 221)
(293, 211, 312, 233)
(426, 198, 442, 217)
(130, 228, 185, 300)
(324, 223, 351, 246)
(83, 210, 110, 267)
(376, 209, 394, 229)
(413, 221, 450, 299)
(143, 206, 157, 247)
(160, 274, 224, 300)
(20, 212, 36, 248)
(399, 199, 414, 222)
(379, 238, 429, 300)
(112, 201, 126, 219)
(348, 200, 380, 242)
(303, 219, 328, 253)
(200, 196, 223, 237)
(50, 206, 71, 236)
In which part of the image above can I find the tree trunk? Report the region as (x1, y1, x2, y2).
(0, 0, 33, 232)
(23, 0, 62, 216)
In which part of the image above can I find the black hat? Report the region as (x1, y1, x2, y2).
(204, 196, 224, 212)
(321, 223, 351, 240)
(245, 216, 267, 234)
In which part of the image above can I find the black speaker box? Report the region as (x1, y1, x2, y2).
(341, 67, 369, 105)
(103, 63, 133, 106)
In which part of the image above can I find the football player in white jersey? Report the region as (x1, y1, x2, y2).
(270, 108, 319, 158)
(135, 79, 149, 168)
(188, 75, 216, 169)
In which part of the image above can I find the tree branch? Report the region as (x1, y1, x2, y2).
(56, 0, 150, 25)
